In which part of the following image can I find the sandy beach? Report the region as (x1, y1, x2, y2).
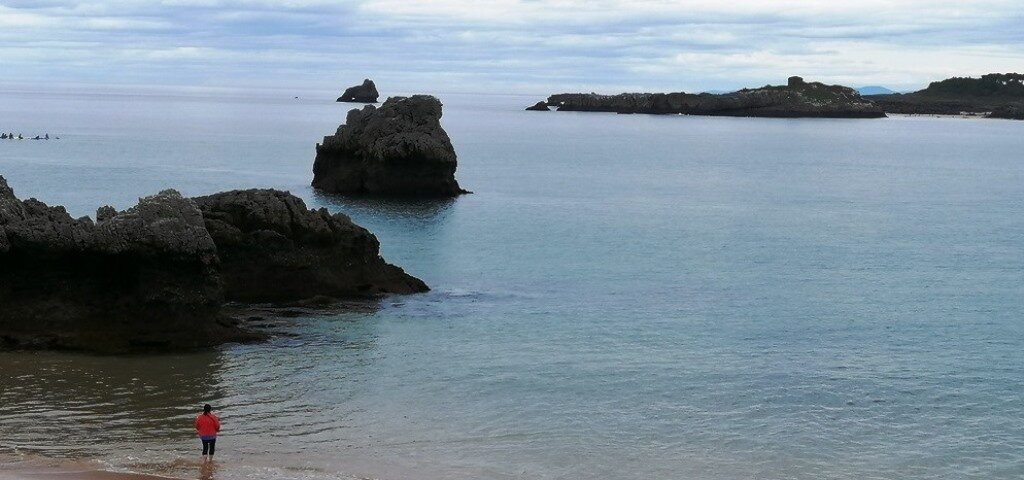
(0, 455, 191, 480)
(0, 470, 178, 480)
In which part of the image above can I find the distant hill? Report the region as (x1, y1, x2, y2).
(918, 73, 1024, 98)
(857, 86, 896, 95)
(864, 73, 1024, 119)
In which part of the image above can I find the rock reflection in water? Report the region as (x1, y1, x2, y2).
(310, 190, 458, 221)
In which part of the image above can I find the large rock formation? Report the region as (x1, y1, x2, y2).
(534, 77, 885, 118)
(337, 79, 380, 103)
(312, 95, 467, 196)
(195, 189, 427, 303)
(0, 176, 428, 352)
(0, 178, 249, 352)
(866, 73, 1024, 119)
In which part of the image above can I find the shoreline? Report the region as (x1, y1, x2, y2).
(0, 466, 182, 480)
(0, 471, 179, 480)
(885, 112, 991, 119)
(0, 455, 188, 480)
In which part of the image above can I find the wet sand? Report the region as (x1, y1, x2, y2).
(0, 470, 178, 480)
(0, 456, 189, 480)
(0, 449, 224, 480)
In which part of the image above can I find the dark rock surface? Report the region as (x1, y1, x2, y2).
(0, 176, 428, 353)
(989, 105, 1024, 120)
(866, 73, 1024, 119)
(0, 177, 251, 352)
(535, 77, 885, 118)
(195, 189, 427, 303)
(312, 95, 467, 196)
(337, 79, 380, 103)
(525, 101, 550, 111)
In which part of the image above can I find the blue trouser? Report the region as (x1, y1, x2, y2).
(201, 437, 216, 455)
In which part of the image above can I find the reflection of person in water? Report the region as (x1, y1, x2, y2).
(199, 457, 217, 480)
(194, 404, 221, 458)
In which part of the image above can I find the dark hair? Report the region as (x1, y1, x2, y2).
(203, 404, 212, 415)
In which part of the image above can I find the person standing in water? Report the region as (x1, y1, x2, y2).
(194, 404, 221, 458)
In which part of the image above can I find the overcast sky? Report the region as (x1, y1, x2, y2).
(1, 0, 1022, 94)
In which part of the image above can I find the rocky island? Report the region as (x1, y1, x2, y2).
(312, 95, 467, 196)
(0, 175, 426, 353)
(866, 73, 1024, 119)
(337, 79, 380, 103)
(530, 76, 885, 118)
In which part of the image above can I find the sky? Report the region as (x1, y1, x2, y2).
(1, 0, 1022, 95)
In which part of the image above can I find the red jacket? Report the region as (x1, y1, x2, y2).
(195, 413, 221, 438)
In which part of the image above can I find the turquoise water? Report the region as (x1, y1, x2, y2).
(1, 90, 1023, 479)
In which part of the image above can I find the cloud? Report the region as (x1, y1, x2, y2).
(0, 0, 1022, 93)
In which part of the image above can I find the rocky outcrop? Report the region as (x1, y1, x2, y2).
(195, 189, 427, 303)
(525, 101, 550, 111)
(534, 77, 885, 118)
(312, 95, 467, 196)
(337, 79, 380, 103)
(990, 105, 1024, 120)
(0, 176, 428, 353)
(0, 178, 250, 352)
(865, 73, 1024, 119)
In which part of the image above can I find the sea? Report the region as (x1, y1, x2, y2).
(0, 88, 1022, 480)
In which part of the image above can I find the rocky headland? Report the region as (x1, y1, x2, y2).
(0, 176, 426, 353)
(865, 73, 1024, 119)
(532, 77, 885, 118)
(337, 79, 380, 103)
(312, 95, 467, 196)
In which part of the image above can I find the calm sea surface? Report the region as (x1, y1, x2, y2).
(0, 90, 1023, 480)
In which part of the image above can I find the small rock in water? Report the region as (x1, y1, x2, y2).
(337, 78, 380, 103)
(525, 101, 550, 111)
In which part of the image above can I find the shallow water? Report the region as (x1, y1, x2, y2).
(1, 90, 1023, 479)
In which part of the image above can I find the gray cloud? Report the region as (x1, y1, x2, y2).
(1, 0, 1022, 94)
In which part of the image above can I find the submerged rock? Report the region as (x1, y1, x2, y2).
(0, 178, 250, 352)
(195, 189, 427, 302)
(536, 77, 885, 118)
(312, 95, 467, 196)
(337, 79, 380, 103)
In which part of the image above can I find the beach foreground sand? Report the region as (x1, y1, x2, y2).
(0, 457, 184, 480)
(0, 470, 176, 480)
